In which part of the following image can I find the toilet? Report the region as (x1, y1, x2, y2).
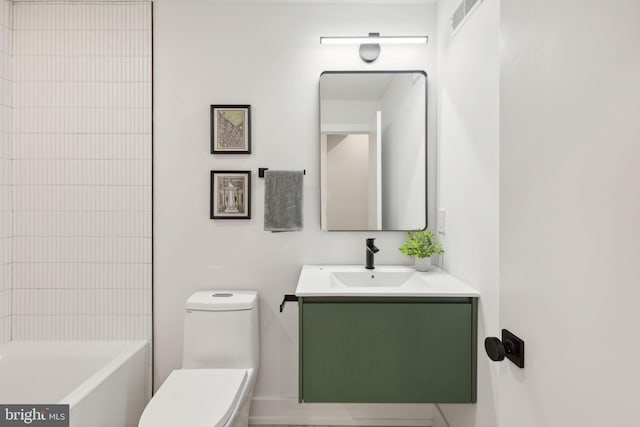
(139, 291, 260, 427)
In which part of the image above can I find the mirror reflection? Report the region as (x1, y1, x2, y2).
(320, 71, 427, 231)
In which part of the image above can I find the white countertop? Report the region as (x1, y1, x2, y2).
(295, 265, 481, 298)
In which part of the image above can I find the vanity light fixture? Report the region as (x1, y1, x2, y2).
(320, 33, 429, 63)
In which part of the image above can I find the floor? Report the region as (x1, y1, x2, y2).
(252, 425, 425, 427)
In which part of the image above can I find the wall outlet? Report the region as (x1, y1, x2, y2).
(437, 209, 446, 234)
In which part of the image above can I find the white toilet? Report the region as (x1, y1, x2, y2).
(139, 291, 260, 427)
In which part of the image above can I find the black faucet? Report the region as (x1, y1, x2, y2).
(365, 238, 379, 270)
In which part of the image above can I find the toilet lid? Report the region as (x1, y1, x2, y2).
(139, 369, 247, 427)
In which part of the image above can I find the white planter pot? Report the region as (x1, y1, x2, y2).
(414, 257, 432, 272)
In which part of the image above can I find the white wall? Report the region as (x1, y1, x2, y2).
(321, 99, 379, 133)
(0, 0, 11, 344)
(154, 0, 438, 423)
(436, 0, 500, 426)
(381, 73, 426, 230)
(326, 134, 370, 230)
(499, 1, 640, 426)
(11, 2, 152, 340)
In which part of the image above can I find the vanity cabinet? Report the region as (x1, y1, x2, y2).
(298, 297, 477, 403)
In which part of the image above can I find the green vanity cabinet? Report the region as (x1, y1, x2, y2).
(298, 297, 477, 403)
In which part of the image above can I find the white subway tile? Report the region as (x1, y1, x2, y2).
(1, 1, 10, 30)
(14, 211, 151, 237)
(0, 316, 9, 343)
(0, 288, 9, 317)
(13, 236, 151, 263)
(13, 262, 150, 290)
(0, 212, 11, 238)
(0, 236, 10, 264)
(3, 79, 10, 106)
(0, 264, 11, 291)
(13, 159, 151, 186)
(13, 288, 151, 316)
(13, 133, 151, 160)
(11, 2, 152, 341)
(14, 56, 151, 82)
(14, 108, 152, 134)
(0, 159, 9, 185)
(14, 81, 152, 108)
(12, 314, 151, 341)
(0, 0, 8, 344)
(13, 185, 151, 212)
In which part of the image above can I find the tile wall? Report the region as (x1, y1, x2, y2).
(0, 0, 11, 344)
(11, 2, 152, 340)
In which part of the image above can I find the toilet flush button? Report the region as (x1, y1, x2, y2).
(186, 290, 257, 311)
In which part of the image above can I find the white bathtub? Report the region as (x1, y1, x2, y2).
(0, 341, 150, 427)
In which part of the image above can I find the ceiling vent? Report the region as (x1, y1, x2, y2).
(451, 0, 483, 37)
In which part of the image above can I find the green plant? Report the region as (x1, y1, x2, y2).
(399, 230, 444, 259)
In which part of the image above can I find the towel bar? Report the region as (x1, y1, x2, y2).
(280, 294, 299, 312)
(259, 168, 306, 178)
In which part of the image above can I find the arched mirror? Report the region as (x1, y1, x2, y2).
(320, 71, 427, 231)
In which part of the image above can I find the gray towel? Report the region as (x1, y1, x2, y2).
(264, 170, 304, 232)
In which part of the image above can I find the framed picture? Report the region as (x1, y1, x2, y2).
(210, 170, 251, 219)
(211, 105, 251, 154)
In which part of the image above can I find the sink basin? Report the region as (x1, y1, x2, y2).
(330, 269, 414, 287)
(296, 265, 481, 297)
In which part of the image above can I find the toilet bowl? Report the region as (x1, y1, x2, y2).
(138, 369, 251, 427)
(138, 291, 259, 427)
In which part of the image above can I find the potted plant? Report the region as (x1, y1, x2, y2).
(399, 230, 444, 271)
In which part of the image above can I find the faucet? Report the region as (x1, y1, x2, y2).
(365, 238, 379, 270)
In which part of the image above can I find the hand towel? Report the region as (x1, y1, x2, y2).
(264, 170, 304, 232)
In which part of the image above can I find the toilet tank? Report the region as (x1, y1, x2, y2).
(182, 291, 259, 370)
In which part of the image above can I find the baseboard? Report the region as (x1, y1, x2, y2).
(249, 397, 434, 426)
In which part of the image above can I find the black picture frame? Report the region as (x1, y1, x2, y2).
(211, 105, 251, 154)
(210, 170, 251, 219)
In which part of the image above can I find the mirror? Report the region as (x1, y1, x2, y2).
(320, 71, 427, 231)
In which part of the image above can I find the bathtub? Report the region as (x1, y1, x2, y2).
(0, 340, 150, 427)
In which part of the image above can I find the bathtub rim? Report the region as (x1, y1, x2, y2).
(53, 340, 150, 408)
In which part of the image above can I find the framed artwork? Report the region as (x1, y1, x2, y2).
(210, 170, 251, 219)
(211, 105, 251, 154)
